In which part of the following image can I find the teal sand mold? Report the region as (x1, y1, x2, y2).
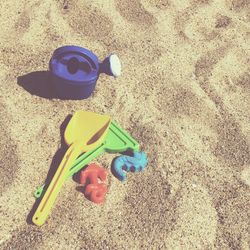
(34, 121, 139, 198)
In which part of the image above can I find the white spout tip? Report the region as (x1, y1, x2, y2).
(109, 54, 121, 77)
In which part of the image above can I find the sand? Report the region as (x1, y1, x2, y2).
(0, 0, 250, 249)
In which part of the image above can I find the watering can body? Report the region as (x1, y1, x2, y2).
(49, 46, 121, 99)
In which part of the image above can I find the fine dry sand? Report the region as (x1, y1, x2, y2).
(0, 0, 250, 249)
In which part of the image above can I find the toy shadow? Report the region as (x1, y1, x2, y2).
(17, 71, 57, 99)
(26, 114, 72, 225)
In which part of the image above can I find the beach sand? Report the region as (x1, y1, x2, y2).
(0, 0, 250, 249)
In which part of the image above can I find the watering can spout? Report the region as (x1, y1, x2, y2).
(99, 54, 122, 78)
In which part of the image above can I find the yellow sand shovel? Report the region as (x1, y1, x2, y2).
(32, 110, 111, 226)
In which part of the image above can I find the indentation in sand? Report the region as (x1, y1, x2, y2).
(215, 14, 232, 28)
(15, 11, 30, 34)
(215, 187, 250, 249)
(115, 0, 156, 26)
(214, 116, 250, 167)
(234, 71, 250, 93)
(59, 0, 114, 39)
(230, 0, 250, 11)
(174, 2, 220, 41)
(192, 0, 212, 5)
(195, 47, 229, 80)
(194, 47, 231, 111)
(156, 86, 212, 118)
(146, 0, 170, 9)
(1, 226, 43, 249)
(194, 48, 250, 168)
(0, 103, 19, 194)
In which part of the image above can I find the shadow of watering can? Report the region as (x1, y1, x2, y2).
(49, 46, 121, 99)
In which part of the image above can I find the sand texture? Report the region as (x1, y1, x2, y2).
(0, 0, 250, 249)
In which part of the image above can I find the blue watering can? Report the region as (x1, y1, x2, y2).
(49, 46, 121, 99)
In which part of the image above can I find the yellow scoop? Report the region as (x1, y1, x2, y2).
(32, 110, 111, 226)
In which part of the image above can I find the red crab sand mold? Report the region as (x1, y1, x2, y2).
(80, 163, 108, 204)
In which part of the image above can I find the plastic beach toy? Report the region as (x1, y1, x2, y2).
(80, 163, 107, 185)
(85, 183, 107, 204)
(80, 163, 108, 204)
(32, 110, 111, 226)
(34, 121, 139, 199)
(112, 151, 148, 181)
(49, 46, 122, 99)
